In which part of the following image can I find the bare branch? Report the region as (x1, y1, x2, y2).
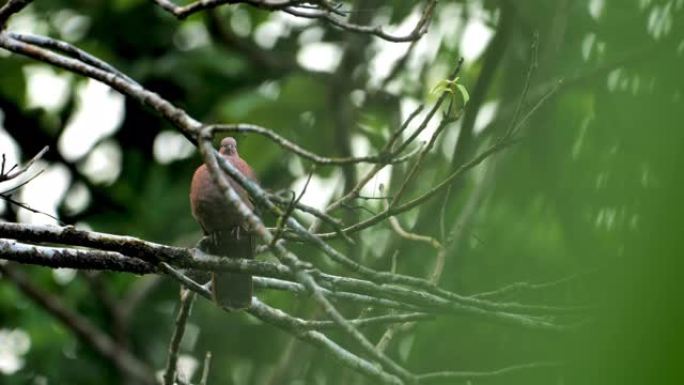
(248, 298, 404, 385)
(152, 0, 298, 20)
(270, 168, 313, 247)
(390, 103, 460, 207)
(0, 264, 155, 384)
(0, 4, 580, 384)
(472, 271, 598, 301)
(0, 145, 48, 183)
(198, 133, 416, 383)
(393, 59, 464, 156)
(417, 361, 562, 384)
(378, 197, 447, 352)
(0, 224, 586, 322)
(0, 0, 32, 28)
(160, 262, 211, 299)
(163, 288, 196, 385)
(303, 312, 434, 331)
(254, 276, 422, 312)
(0, 193, 63, 223)
(8, 32, 139, 85)
(312, 59, 463, 232)
(317, 138, 517, 239)
(504, 31, 540, 138)
(200, 352, 212, 385)
(1, 238, 580, 327)
(0, 32, 202, 142)
(0, 238, 157, 274)
(193, 142, 585, 326)
(209, 123, 414, 165)
(284, 0, 437, 43)
(153, 0, 436, 43)
(157, 263, 406, 385)
(267, 192, 354, 244)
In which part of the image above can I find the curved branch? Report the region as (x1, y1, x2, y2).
(0, 0, 32, 28)
(284, 0, 436, 43)
(209, 123, 411, 165)
(0, 32, 202, 143)
(152, 0, 436, 43)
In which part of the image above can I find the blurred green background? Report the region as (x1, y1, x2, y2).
(0, 0, 683, 384)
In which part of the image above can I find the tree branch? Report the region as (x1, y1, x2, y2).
(163, 288, 196, 385)
(152, 0, 436, 43)
(0, 264, 155, 384)
(197, 132, 417, 383)
(0, 0, 32, 28)
(0, 224, 586, 322)
(417, 361, 562, 384)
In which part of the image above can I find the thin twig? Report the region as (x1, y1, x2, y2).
(390, 101, 461, 207)
(153, 0, 435, 43)
(200, 352, 212, 385)
(199, 133, 417, 383)
(504, 31, 539, 139)
(417, 361, 562, 384)
(284, 0, 436, 43)
(471, 270, 598, 300)
(0, 193, 63, 223)
(8, 32, 139, 85)
(0, 145, 48, 183)
(249, 299, 404, 385)
(270, 167, 314, 247)
(0, 168, 45, 195)
(209, 124, 414, 165)
(310, 59, 463, 233)
(163, 288, 196, 385)
(317, 138, 516, 239)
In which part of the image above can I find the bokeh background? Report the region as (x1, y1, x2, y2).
(0, 0, 683, 384)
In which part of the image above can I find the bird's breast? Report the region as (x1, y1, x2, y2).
(190, 164, 251, 232)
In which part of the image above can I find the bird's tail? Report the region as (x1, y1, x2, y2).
(205, 229, 253, 310)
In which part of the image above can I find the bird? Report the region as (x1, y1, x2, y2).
(189, 137, 257, 309)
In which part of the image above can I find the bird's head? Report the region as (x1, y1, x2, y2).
(219, 137, 238, 156)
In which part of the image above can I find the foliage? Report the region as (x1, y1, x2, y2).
(0, 0, 683, 384)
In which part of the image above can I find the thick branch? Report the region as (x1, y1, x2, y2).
(0, 224, 586, 322)
(0, 0, 32, 28)
(0, 238, 157, 274)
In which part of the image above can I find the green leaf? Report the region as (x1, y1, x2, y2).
(456, 84, 470, 105)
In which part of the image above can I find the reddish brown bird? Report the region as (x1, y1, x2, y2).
(190, 137, 257, 309)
